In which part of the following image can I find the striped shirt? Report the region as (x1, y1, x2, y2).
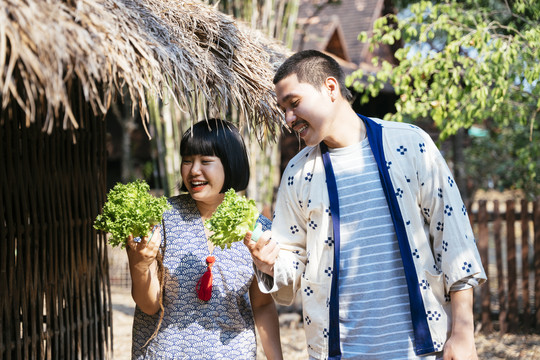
(329, 139, 439, 359)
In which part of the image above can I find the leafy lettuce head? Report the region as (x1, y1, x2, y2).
(94, 179, 171, 248)
(205, 189, 259, 249)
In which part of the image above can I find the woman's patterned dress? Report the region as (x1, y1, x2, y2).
(132, 194, 271, 359)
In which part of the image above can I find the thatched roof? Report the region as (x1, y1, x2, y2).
(0, 0, 289, 140)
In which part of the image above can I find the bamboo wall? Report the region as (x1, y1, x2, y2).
(1, 86, 112, 359)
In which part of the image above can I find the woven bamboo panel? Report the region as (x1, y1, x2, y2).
(1, 81, 112, 359)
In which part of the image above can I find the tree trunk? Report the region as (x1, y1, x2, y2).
(452, 128, 468, 201)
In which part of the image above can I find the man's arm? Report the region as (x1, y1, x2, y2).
(244, 230, 280, 276)
(442, 288, 478, 360)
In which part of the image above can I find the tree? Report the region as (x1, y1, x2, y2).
(347, 0, 539, 198)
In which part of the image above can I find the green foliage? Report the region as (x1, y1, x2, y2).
(347, 0, 540, 197)
(205, 189, 260, 249)
(94, 179, 171, 248)
(465, 124, 540, 198)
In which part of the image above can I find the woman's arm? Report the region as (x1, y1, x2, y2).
(249, 280, 283, 360)
(126, 227, 162, 315)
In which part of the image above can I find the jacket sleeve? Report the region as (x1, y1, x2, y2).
(415, 130, 487, 293)
(255, 162, 309, 305)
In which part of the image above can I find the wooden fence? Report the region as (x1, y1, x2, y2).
(470, 198, 540, 334)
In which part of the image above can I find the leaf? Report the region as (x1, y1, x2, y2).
(94, 179, 171, 248)
(204, 189, 260, 249)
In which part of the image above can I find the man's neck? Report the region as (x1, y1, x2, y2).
(323, 106, 366, 148)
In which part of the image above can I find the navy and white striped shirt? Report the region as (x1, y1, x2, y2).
(329, 139, 439, 359)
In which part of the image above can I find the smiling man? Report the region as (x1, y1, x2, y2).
(245, 50, 487, 360)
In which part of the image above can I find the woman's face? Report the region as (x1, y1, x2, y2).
(181, 154, 225, 207)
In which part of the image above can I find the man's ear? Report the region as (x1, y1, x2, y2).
(324, 77, 339, 100)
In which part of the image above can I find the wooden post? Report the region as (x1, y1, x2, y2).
(534, 198, 540, 330)
(521, 199, 531, 330)
(477, 200, 492, 332)
(494, 201, 506, 334)
(506, 200, 518, 332)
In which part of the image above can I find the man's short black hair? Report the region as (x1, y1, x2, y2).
(273, 50, 352, 101)
(179, 118, 250, 193)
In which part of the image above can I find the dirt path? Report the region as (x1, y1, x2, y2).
(111, 287, 136, 360)
(110, 287, 309, 359)
(111, 286, 540, 359)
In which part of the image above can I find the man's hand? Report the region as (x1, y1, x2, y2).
(244, 229, 280, 277)
(443, 329, 478, 360)
(443, 288, 478, 360)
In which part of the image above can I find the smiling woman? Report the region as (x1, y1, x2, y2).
(126, 118, 283, 360)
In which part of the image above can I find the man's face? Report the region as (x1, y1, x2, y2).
(275, 74, 335, 147)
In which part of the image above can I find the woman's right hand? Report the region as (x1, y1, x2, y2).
(126, 225, 161, 275)
(126, 225, 163, 315)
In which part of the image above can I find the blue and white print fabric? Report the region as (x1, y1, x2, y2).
(255, 116, 486, 359)
(132, 194, 271, 360)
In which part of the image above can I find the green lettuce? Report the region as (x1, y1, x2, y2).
(205, 189, 259, 249)
(94, 179, 171, 248)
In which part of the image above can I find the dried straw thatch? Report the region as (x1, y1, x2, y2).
(0, 0, 289, 140)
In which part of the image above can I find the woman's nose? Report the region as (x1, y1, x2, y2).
(190, 162, 202, 174)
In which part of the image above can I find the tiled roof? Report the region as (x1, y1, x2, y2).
(293, 0, 387, 70)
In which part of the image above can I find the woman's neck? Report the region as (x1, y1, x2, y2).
(195, 196, 224, 221)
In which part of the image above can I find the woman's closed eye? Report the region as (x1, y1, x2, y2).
(200, 156, 218, 164)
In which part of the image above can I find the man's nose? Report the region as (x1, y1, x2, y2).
(285, 109, 296, 126)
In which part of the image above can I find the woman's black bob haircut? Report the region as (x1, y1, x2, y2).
(179, 118, 250, 193)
